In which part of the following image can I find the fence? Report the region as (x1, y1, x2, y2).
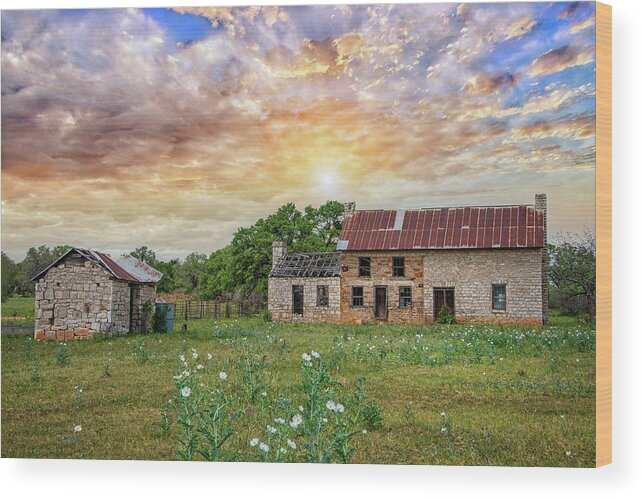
(171, 300, 266, 321)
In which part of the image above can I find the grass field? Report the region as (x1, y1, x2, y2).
(1, 314, 596, 466)
(1, 296, 35, 325)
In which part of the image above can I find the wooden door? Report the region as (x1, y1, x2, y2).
(433, 287, 455, 319)
(374, 286, 388, 320)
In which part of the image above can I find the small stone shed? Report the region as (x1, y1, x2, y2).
(32, 248, 163, 340)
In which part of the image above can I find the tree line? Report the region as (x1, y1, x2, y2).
(1, 201, 595, 322)
(1, 201, 344, 305)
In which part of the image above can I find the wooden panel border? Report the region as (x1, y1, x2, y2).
(596, 1, 612, 467)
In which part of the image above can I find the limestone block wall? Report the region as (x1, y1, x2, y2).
(111, 280, 131, 334)
(268, 277, 340, 323)
(34, 260, 115, 340)
(340, 252, 425, 324)
(423, 249, 544, 325)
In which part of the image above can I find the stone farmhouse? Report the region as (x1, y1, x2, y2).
(269, 194, 548, 325)
(32, 248, 162, 340)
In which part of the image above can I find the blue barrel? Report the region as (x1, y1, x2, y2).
(155, 303, 175, 333)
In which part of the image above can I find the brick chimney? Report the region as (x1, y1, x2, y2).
(343, 202, 356, 214)
(535, 193, 548, 323)
(272, 241, 287, 269)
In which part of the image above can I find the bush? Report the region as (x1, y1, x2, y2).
(361, 401, 383, 430)
(436, 305, 456, 324)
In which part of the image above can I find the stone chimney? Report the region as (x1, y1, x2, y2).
(343, 202, 356, 214)
(272, 241, 287, 269)
(535, 193, 548, 323)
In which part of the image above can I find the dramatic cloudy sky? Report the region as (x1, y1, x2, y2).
(1, 2, 596, 260)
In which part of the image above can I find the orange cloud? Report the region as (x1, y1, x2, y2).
(529, 45, 594, 77)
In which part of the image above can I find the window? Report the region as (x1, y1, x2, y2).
(358, 257, 371, 277)
(352, 286, 364, 307)
(392, 257, 405, 277)
(317, 285, 329, 307)
(492, 284, 507, 311)
(399, 286, 412, 307)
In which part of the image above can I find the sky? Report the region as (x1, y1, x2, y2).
(1, 2, 597, 261)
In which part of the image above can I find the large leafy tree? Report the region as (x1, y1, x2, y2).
(176, 252, 207, 292)
(130, 246, 158, 266)
(198, 201, 344, 299)
(13, 245, 72, 295)
(548, 232, 596, 322)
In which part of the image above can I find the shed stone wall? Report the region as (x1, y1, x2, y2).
(268, 277, 340, 323)
(34, 260, 119, 340)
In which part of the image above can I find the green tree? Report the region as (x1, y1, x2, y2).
(1, 252, 18, 301)
(548, 232, 596, 323)
(197, 200, 344, 299)
(154, 258, 181, 293)
(130, 246, 158, 266)
(176, 252, 207, 292)
(14, 246, 54, 295)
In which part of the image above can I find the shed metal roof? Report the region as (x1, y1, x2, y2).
(269, 252, 341, 278)
(32, 248, 163, 284)
(337, 205, 544, 251)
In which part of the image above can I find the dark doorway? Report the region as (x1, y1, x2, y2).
(292, 285, 304, 316)
(374, 286, 388, 320)
(433, 287, 455, 319)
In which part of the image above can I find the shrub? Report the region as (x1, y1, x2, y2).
(262, 309, 272, 322)
(436, 305, 456, 324)
(153, 306, 167, 333)
(361, 401, 383, 430)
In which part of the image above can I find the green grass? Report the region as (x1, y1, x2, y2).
(1, 318, 596, 466)
(1, 295, 35, 325)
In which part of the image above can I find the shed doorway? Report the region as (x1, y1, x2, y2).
(374, 286, 388, 320)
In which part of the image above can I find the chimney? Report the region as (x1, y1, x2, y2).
(535, 193, 548, 323)
(272, 241, 287, 269)
(343, 202, 356, 214)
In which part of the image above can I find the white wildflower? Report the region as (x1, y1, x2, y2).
(274, 417, 285, 425)
(181, 386, 191, 398)
(298, 405, 304, 412)
(261, 391, 267, 397)
(566, 450, 572, 456)
(311, 351, 320, 359)
(73, 425, 82, 433)
(441, 427, 447, 433)
(322, 417, 328, 423)
(207, 353, 213, 360)
(287, 439, 296, 449)
(192, 352, 198, 359)
(219, 371, 228, 380)
(362, 429, 367, 434)
(250, 438, 259, 447)
(196, 364, 203, 370)
(326, 400, 336, 411)
(179, 355, 185, 362)
(336, 403, 345, 413)
(259, 442, 269, 453)
(440, 412, 446, 417)
(302, 353, 312, 362)
(267, 425, 277, 434)
(280, 447, 287, 454)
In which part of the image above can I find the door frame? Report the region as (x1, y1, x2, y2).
(433, 287, 455, 319)
(374, 286, 388, 320)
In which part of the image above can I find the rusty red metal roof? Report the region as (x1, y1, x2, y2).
(338, 205, 544, 251)
(32, 248, 163, 284)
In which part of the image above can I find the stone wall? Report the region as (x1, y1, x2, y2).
(340, 252, 426, 324)
(423, 249, 544, 325)
(268, 277, 341, 323)
(34, 259, 117, 340)
(111, 280, 131, 334)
